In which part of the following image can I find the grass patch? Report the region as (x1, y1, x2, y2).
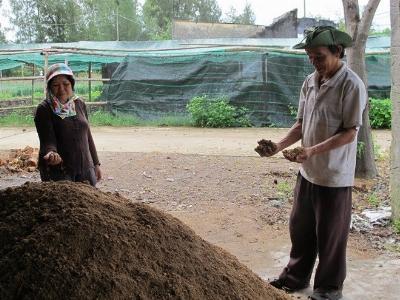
(0, 81, 104, 103)
(393, 219, 400, 234)
(89, 111, 192, 127)
(142, 115, 192, 127)
(89, 111, 141, 126)
(276, 180, 292, 199)
(367, 192, 380, 207)
(0, 111, 192, 127)
(0, 112, 34, 126)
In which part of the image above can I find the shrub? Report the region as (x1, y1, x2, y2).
(186, 95, 251, 128)
(369, 98, 391, 129)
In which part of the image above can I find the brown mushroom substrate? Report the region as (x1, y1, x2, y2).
(0, 146, 38, 172)
(282, 147, 304, 161)
(0, 181, 290, 300)
(255, 139, 278, 157)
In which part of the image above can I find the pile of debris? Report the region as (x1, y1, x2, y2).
(0, 181, 289, 300)
(0, 146, 38, 172)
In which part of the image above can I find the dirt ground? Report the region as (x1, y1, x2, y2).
(0, 127, 399, 300)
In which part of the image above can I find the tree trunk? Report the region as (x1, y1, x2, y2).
(390, 0, 400, 220)
(342, 0, 379, 178)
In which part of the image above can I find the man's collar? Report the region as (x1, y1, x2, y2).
(309, 62, 346, 87)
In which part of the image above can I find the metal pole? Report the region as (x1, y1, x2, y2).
(32, 64, 35, 104)
(43, 52, 49, 97)
(88, 62, 92, 102)
(116, 1, 120, 41)
(304, 0, 306, 18)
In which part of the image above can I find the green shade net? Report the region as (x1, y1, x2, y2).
(0, 38, 391, 127)
(104, 49, 390, 127)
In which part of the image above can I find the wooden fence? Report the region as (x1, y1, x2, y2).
(0, 101, 110, 117)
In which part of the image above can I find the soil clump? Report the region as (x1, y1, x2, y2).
(282, 147, 304, 161)
(255, 139, 277, 157)
(0, 181, 289, 300)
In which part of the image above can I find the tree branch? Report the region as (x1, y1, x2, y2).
(358, 0, 381, 44)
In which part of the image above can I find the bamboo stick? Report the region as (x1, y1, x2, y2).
(0, 77, 110, 82)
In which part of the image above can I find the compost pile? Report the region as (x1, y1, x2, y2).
(0, 146, 38, 172)
(0, 181, 289, 300)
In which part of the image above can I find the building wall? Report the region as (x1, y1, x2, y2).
(297, 18, 337, 35)
(172, 21, 266, 39)
(172, 10, 336, 40)
(263, 10, 298, 38)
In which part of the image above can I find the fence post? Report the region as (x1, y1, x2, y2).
(31, 64, 35, 104)
(88, 62, 92, 102)
(43, 52, 49, 97)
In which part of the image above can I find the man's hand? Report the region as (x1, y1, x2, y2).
(282, 147, 314, 163)
(282, 147, 302, 162)
(294, 147, 314, 163)
(255, 139, 278, 157)
(43, 151, 63, 165)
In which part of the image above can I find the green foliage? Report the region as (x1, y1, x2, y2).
(367, 193, 379, 207)
(337, 19, 346, 32)
(143, 115, 192, 127)
(369, 98, 391, 129)
(0, 0, 6, 43)
(369, 27, 391, 36)
(393, 219, 400, 234)
(90, 90, 102, 101)
(372, 134, 386, 161)
(276, 181, 292, 198)
(10, 0, 84, 42)
(186, 95, 251, 128)
(80, 0, 142, 41)
(357, 141, 365, 159)
(0, 110, 191, 127)
(0, 112, 34, 126)
(9, 0, 223, 42)
(9, 0, 141, 42)
(337, 19, 390, 37)
(0, 26, 5, 43)
(88, 111, 140, 126)
(0, 80, 104, 104)
(142, 0, 221, 40)
(288, 104, 297, 118)
(224, 2, 256, 24)
(88, 111, 191, 127)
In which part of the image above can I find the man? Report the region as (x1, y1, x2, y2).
(259, 26, 367, 300)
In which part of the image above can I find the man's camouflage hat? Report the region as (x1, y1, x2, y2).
(293, 26, 353, 49)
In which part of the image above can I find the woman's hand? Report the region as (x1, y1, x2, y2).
(95, 165, 102, 181)
(43, 151, 63, 165)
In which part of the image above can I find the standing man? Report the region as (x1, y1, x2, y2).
(258, 26, 367, 300)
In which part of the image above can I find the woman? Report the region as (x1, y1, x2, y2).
(34, 63, 102, 186)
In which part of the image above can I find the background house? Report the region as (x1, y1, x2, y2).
(172, 9, 337, 40)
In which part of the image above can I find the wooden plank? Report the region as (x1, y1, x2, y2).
(0, 77, 110, 82)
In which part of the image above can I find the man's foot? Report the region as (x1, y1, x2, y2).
(268, 278, 309, 293)
(308, 288, 343, 300)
